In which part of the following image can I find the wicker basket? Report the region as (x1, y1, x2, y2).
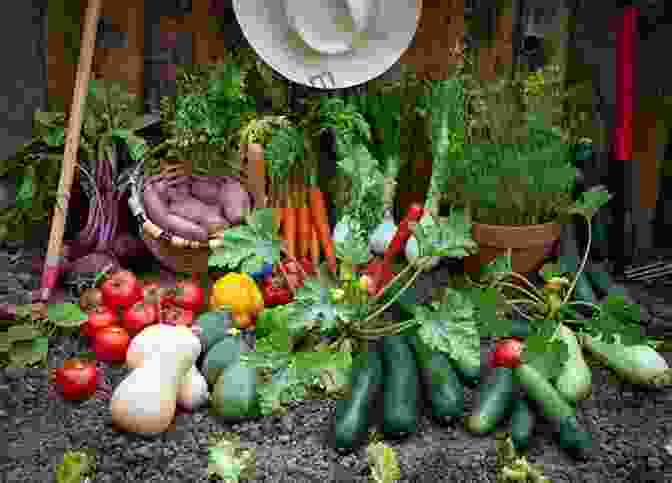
(128, 158, 265, 274)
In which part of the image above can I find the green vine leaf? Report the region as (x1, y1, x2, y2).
(9, 337, 49, 367)
(566, 186, 612, 220)
(413, 208, 478, 259)
(47, 303, 87, 328)
(589, 295, 647, 346)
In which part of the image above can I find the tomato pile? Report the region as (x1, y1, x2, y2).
(52, 270, 207, 401)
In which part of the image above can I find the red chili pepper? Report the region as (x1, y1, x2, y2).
(298, 257, 316, 277)
(363, 258, 396, 296)
(372, 203, 424, 288)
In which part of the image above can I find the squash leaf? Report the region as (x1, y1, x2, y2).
(367, 442, 401, 483)
(209, 208, 283, 274)
(413, 208, 478, 260)
(47, 303, 87, 328)
(410, 288, 481, 369)
(566, 186, 612, 220)
(589, 295, 647, 346)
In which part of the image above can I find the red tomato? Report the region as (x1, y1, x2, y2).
(100, 270, 143, 309)
(161, 304, 195, 326)
(52, 359, 99, 401)
(122, 302, 158, 335)
(490, 338, 524, 369)
(166, 279, 205, 312)
(93, 326, 130, 363)
(142, 281, 168, 305)
(81, 306, 118, 338)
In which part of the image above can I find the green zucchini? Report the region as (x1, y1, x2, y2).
(407, 332, 464, 424)
(514, 363, 593, 459)
(509, 397, 536, 451)
(381, 335, 421, 437)
(210, 346, 259, 422)
(451, 354, 481, 388)
(333, 344, 384, 451)
(466, 367, 515, 435)
(195, 310, 234, 353)
(554, 324, 592, 403)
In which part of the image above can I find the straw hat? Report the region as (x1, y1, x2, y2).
(232, 0, 421, 89)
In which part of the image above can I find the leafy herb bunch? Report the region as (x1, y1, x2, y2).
(440, 42, 583, 225)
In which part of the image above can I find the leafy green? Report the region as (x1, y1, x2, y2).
(478, 254, 513, 283)
(55, 449, 96, 483)
(240, 314, 352, 415)
(410, 289, 481, 370)
(367, 442, 401, 483)
(413, 208, 479, 260)
(588, 295, 647, 346)
(207, 433, 256, 482)
(47, 303, 87, 328)
(291, 278, 358, 332)
(208, 208, 283, 273)
(264, 124, 305, 183)
(522, 321, 569, 381)
(566, 186, 613, 220)
(334, 227, 372, 266)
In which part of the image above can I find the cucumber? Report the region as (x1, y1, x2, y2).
(333, 344, 383, 451)
(554, 324, 592, 403)
(201, 336, 243, 386)
(210, 345, 259, 422)
(451, 354, 481, 388)
(466, 367, 515, 435)
(509, 397, 536, 451)
(381, 335, 421, 437)
(514, 363, 593, 459)
(407, 332, 464, 424)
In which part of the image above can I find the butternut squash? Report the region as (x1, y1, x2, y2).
(110, 325, 203, 435)
(125, 324, 209, 411)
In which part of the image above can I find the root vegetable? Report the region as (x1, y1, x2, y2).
(190, 177, 223, 205)
(219, 179, 252, 224)
(161, 214, 209, 242)
(143, 182, 173, 226)
(169, 197, 229, 228)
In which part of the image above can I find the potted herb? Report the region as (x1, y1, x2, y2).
(432, 44, 589, 274)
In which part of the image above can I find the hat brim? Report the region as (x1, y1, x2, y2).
(233, 0, 421, 89)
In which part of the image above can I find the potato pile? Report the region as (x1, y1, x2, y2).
(142, 175, 253, 242)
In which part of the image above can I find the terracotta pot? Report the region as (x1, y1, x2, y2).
(464, 221, 562, 276)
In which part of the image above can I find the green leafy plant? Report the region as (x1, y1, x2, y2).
(495, 433, 549, 482)
(466, 187, 650, 379)
(207, 432, 256, 482)
(54, 449, 97, 483)
(0, 303, 87, 368)
(157, 62, 256, 177)
(366, 442, 401, 483)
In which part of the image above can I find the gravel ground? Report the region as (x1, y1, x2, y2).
(1, 330, 671, 483)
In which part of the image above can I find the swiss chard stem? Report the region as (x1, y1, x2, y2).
(496, 282, 545, 305)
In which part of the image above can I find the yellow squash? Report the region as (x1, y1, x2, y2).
(210, 273, 264, 328)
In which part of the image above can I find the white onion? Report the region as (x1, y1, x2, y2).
(369, 210, 397, 255)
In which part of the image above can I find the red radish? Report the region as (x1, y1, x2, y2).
(100, 270, 143, 309)
(122, 302, 158, 335)
(165, 279, 205, 312)
(490, 338, 524, 369)
(51, 359, 99, 401)
(93, 326, 130, 363)
(81, 306, 118, 338)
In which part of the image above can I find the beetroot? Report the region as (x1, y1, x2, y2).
(219, 179, 251, 224)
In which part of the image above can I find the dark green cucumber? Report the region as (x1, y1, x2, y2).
(381, 335, 421, 437)
(451, 354, 481, 388)
(466, 367, 515, 435)
(333, 345, 383, 451)
(509, 397, 536, 451)
(514, 363, 593, 459)
(407, 332, 464, 424)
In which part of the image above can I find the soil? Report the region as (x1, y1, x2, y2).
(1, 239, 671, 482)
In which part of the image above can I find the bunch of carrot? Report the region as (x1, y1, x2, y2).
(271, 164, 337, 275)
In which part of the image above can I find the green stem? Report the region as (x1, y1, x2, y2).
(495, 271, 542, 298)
(564, 300, 601, 313)
(496, 281, 545, 305)
(562, 215, 592, 306)
(372, 262, 415, 303)
(364, 267, 423, 325)
(351, 319, 420, 339)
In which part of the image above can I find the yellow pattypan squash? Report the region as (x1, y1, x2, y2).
(210, 273, 264, 328)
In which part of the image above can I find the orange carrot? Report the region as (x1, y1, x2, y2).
(274, 205, 283, 232)
(308, 187, 337, 274)
(298, 207, 311, 258)
(283, 194, 297, 260)
(310, 223, 320, 268)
